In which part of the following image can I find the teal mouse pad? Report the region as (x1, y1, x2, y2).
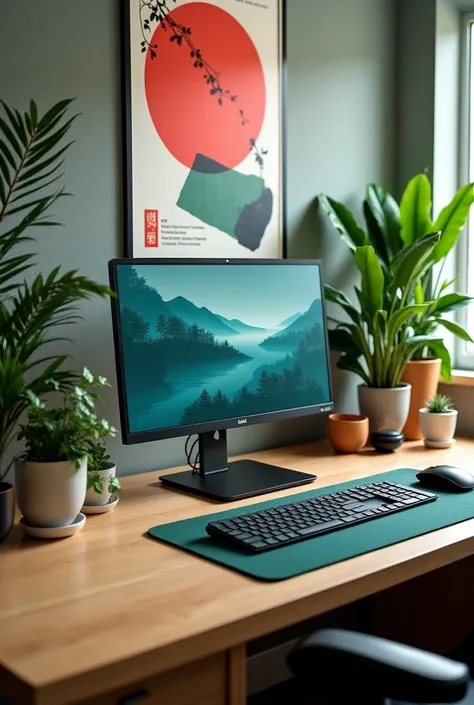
(148, 469, 474, 582)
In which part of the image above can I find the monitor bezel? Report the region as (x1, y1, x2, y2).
(109, 258, 334, 446)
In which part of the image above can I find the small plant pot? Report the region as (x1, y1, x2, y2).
(15, 457, 87, 528)
(328, 414, 369, 453)
(0, 482, 14, 544)
(419, 408, 458, 443)
(85, 463, 117, 506)
(358, 383, 411, 434)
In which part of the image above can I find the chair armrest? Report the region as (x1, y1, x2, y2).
(287, 628, 469, 704)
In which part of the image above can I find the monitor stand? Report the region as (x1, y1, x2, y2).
(159, 430, 316, 502)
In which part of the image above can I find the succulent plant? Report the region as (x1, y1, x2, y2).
(425, 393, 455, 414)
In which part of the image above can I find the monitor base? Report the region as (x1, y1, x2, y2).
(159, 460, 316, 502)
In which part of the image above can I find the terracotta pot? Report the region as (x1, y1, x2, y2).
(328, 414, 369, 453)
(0, 482, 14, 544)
(401, 358, 441, 440)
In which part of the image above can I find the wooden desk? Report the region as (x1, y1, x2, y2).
(2, 439, 474, 705)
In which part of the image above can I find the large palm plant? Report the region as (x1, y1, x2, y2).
(0, 99, 111, 480)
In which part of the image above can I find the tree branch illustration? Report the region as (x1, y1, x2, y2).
(138, 0, 267, 177)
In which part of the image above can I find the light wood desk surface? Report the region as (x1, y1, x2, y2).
(2, 439, 474, 705)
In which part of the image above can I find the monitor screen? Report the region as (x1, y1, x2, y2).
(110, 260, 332, 442)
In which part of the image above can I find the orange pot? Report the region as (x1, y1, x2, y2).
(328, 413, 369, 454)
(401, 358, 441, 440)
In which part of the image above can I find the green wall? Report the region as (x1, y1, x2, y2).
(0, 0, 396, 474)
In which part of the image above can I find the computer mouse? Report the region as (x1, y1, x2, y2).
(416, 465, 474, 492)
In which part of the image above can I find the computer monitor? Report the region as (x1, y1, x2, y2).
(109, 259, 334, 501)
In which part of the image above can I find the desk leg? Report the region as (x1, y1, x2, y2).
(227, 646, 246, 705)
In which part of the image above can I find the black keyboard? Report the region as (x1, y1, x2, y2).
(206, 481, 437, 553)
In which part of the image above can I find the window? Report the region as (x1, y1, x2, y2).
(456, 12, 474, 368)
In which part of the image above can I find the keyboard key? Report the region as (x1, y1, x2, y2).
(241, 536, 261, 544)
(298, 519, 344, 536)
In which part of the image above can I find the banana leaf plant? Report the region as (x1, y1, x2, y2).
(326, 233, 446, 388)
(319, 174, 474, 381)
(0, 99, 112, 481)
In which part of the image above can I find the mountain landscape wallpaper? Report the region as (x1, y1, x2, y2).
(115, 263, 331, 433)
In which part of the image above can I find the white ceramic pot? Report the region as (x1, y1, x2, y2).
(358, 383, 411, 433)
(85, 463, 116, 506)
(15, 457, 87, 528)
(419, 409, 458, 442)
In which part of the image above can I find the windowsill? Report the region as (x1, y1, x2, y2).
(442, 370, 474, 386)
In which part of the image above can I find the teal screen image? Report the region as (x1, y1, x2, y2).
(115, 263, 331, 434)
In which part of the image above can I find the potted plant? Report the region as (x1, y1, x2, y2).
(319, 173, 474, 439)
(0, 99, 111, 541)
(419, 393, 458, 448)
(327, 233, 444, 433)
(85, 441, 121, 507)
(15, 369, 116, 528)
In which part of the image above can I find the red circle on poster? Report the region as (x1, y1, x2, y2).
(144, 2, 266, 171)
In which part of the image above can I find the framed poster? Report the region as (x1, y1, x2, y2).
(122, 0, 286, 258)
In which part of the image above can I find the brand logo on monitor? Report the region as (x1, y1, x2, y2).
(237, 418, 248, 425)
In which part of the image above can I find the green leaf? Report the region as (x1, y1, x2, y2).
(0, 101, 27, 147)
(109, 475, 121, 494)
(14, 161, 65, 193)
(324, 284, 361, 325)
(363, 200, 389, 267)
(6, 194, 61, 218)
(365, 183, 402, 260)
(36, 99, 75, 134)
(24, 112, 32, 135)
(19, 141, 73, 181)
(336, 354, 370, 385)
(9, 173, 63, 204)
(390, 231, 440, 295)
(436, 318, 474, 343)
(428, 338, 452, 382)
(0, 151, 10, 184)
(414, 281, 424, 304)
(354, 245, 384, 320)
(0, 116, 23, 158)
(440, 277, 459, 293)
(387, 304, 430, 341)
(435, 293, 474, 313)
(399, 174, 432, 245)
(328, 328, 362, 357)
(0, 137, 16, 169)
(29, 116, 78, 157)
(431, 183, 474, 262)
(30, 99, 38, 128)
(319, 194, 367, 250)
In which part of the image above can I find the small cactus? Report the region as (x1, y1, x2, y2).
(425, 393, 455, 414)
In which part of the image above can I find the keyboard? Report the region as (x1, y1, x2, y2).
(206, 480, 437, 553)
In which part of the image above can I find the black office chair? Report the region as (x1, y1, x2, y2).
(287, 628, 474, 705)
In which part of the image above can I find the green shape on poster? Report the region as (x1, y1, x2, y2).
(177, 154, 264, 239)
